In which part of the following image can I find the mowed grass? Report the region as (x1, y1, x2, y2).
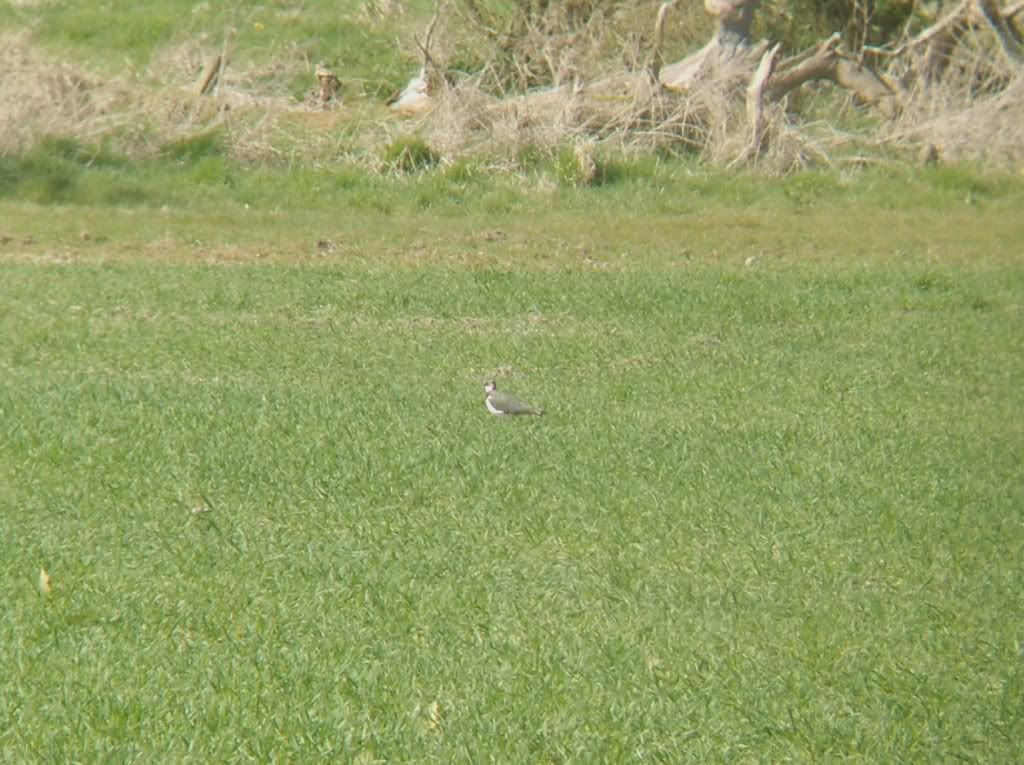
(2, 228, 1023, 761)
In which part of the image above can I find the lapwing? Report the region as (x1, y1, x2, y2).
(484, 380, 544, 416)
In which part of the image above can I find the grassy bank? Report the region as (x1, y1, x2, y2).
(2, 144, 1023, 267)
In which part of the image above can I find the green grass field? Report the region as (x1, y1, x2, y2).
(3, 0, 1024, 757)
(2, 160, 1023, 760)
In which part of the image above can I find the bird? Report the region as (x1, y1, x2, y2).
(484, 380, 544, 416)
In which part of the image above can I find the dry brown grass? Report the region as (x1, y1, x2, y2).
(386, 2, 822, 170)
(881, 24, 1024, 166)
(0, 32, 213, 156)
(3, 0, 1021, 174)
(415, 53, 836, 175)
(408, 0, 1024, 173)
(0, 30, 374, 163)
(0, 32, 128, 154)
(389, 0, 728, 167)
(888, 78, 1024, 165)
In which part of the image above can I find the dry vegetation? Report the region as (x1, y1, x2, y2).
(1, 1, 1022, 173)
(0, 26, 372, 164)
(0, 32, 120, 154)
(411, 0, 1024, 172)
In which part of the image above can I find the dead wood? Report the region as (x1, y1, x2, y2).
(865, 0, 1023, 85)
(315, 62, 340, 108)
(654, 1, 897, 119)
(414, 0, 444, 83)
(977, 0, 1024, 65)
(405, 0, 1021, 168)
(195, 55, 222, 97)
(658, 0, 768, 91)
(391, 1, 444, 113)
(650, 0, 679, 81)
(763, 34, 899, 117)
(736, 42, 780, 163)
(864, 0, 973, 59)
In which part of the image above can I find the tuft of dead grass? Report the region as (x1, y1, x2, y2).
(888, 78, 1024, 166)
(881, 25, 1024, 167)
(416, 62, 829, 175)
(0, 32, 128, 154)
(0, 30, 378, 164)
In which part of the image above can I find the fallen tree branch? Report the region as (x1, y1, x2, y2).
(414, 0, 1016, 168)
(766, 33, 842, 96)
(195, 26, 236, 97)
(194, 55, 222, 97)
(650, 0, 680, 81)
(765, 33, 899, 118)
(736, 42, 780, 163)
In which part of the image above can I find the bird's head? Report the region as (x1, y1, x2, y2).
(484, 380, 496, 393)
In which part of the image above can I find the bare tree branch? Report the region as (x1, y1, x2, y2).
(737, 42, 780, 162)
(764, 33, 899, 118)
(650, 0, 680, 82)
(413, 0, 445, 80)
(977, 0, 1024, 66)
(863, 0, 973, 58)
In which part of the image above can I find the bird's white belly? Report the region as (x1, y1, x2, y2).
(485, 398, 506, 415)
